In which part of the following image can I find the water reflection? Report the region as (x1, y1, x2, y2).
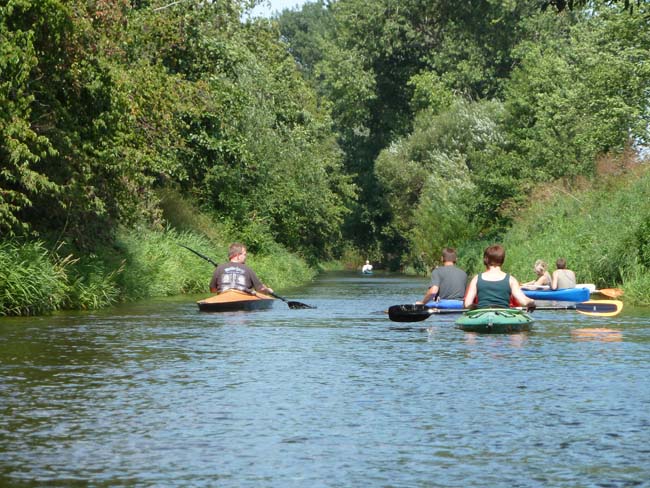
(571, 327, 623, 342)
(459, 331, 530, 348)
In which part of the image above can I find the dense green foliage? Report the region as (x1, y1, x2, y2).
(0, 241, 70, 315)
(0, 0, 353, 257)
(279, 0, 649, 269)
(0, 211, 315, 315)
(1, 0, 337, 314)
(280, 0, 542, 260)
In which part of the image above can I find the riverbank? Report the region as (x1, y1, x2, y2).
(0, 190, 320, 316)
(4, 164, 650, 316)
(388, 164, 650, 307)
(0, 228, 316, 316)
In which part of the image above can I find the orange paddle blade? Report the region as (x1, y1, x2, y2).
(595, 288, 624, 298)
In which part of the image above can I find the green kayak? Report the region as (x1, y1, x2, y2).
(455, 308, 533, 334)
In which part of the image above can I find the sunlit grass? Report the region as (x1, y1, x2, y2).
(462, 167, 650, 304)
(0, 241, 70, 316)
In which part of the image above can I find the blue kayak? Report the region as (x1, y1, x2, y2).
(522, 287, 590, 302)
(425, 299, 464, 309)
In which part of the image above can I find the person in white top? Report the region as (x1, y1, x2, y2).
(362, 260, 373, 273)
(551, 258, 576, 290)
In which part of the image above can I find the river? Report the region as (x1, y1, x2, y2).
(1, 271, 649, 487)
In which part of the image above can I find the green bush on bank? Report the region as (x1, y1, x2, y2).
(156, 188, 317, 288)
(114, 228, 217, 300)
(66, 257, 122, 311)
(110, 225, 316, 302)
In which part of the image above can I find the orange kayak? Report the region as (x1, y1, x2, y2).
(197, 289, 275, 312)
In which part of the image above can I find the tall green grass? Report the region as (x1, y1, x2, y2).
(0, 241, 70, 316)
(115, 227, 222, 299)
(66, 258, 123, 310)
(1, 226, 316, 315)
(114, 225, 315, 299)
(246, 244, 317, 289)
(157, 188, 228, 244)
(155, 188, 317, 289)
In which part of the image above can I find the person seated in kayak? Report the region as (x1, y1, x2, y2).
(521, 259, 552, 289)
(551, 258, 576, 290)
(464, 244, 535, 311)
(417, 247, 468, 304)
(362, 260, 373, 273)
(209, 243, 274, 295)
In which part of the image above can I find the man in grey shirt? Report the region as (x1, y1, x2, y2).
(417, 248, 468, 304)
(209, 243, 273, 295)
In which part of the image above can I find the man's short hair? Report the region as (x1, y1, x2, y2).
(442, 247, 457, 263)
(229, 242, 246, 259)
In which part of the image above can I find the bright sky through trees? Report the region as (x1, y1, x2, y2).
(249, 0, 310, 18)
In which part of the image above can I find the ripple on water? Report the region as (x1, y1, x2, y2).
(1, 273, 649, 487)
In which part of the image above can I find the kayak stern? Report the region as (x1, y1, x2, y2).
(456, 308, 533, 334)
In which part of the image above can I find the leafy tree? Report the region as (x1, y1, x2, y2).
(408, 71, 455, 115)
(542, 0, 641, 13)
(501, 7, 650, 182)
(123, 1, 355, 258)
(375, 99, 504, 268)
(277, 0, 333, 77)
(1, 0, 63, 236)
(281, 0, 539, 258)
(1, 0, 189, 245)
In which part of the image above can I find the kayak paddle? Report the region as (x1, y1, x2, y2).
(266, 291, 315, 309)
(388, 300, 623, 322)
(178, 243, 219, 266)
(593, 288, 624, 299)
(562, 299, 623, 317)
(388, 304, 464, 322)
(178, 244, 315, 309)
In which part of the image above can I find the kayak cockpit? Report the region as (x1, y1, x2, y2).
(197, 289, 275, 312)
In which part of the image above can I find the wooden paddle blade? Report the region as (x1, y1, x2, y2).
(575, 300, 623, 317)
(388, 304, 432, 322)
(287, 301, 316, 309)
(595, 288, 624, 299)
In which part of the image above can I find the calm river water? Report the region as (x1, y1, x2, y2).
(1, 271, 650, 487)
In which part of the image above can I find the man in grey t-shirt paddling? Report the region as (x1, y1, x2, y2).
(417, 248, 468, 304)
(209, 242, 273, 295)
